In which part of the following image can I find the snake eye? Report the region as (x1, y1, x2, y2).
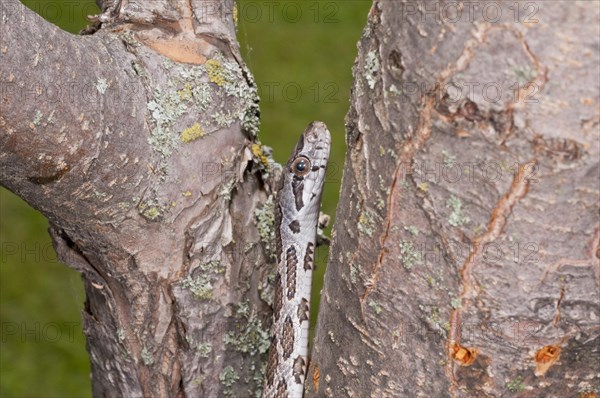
(290, 156, 311, 177)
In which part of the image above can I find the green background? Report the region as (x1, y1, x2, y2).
(0, 1, 370, 396)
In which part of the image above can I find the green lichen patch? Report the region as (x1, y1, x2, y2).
(375, 195, 385, 210)
(182, 275, 213, 300)
(224, 301, 271, 356)
(181, 123, 205, 143)
(147, 87, 187, 121)
(404, 225, 420, 236)
(96, 78, 108, 94)
(146, 64, 212, 158)
(442, 150, 456, 167)
(357, 210, 375, 237)
(143, 207, 161, 220)
(143, 51, 260, 173)
(220, 365, 240, 388)
(505, 376, 525, 392)
(218, 179, 237, 201)
(250, 143, 276, 181)
(175, 53, 259, 139)
(379, 175, 390, 194)
(389, 84, 401, 96)
(163, 59, 175, 70)
(232, 3, 238, 25)
(368, 300, 383, 315)
(254, 196, 276, 259)
(446, 195, 470, 227)
(205, 59, 229, 87)
(141, 347, 154, 365)
(350, 263, 361, 284)
(251, 144, 270, 168)
(147, 103, 181, 158)
(364, 50, 380, 89)
(196, 342, 212, 358)
(213, 110, 234, 128)
(399, 240, 422, 270)
(138, 199, 163, 221)
(204, 55, 243, 97)
(192, 376, 204, 386)
(191, 83, 212, 111)
(46, 110, 55, 124)
(32, 110, 43, 127)
(427, 275, 439, 288)
(450, 297, 462, 309)
(223, 315, 270, 356)
(258, 271, 276, 308)
(205, 53, 260, 137)
(177, 83, 193, 100)
(251, 364, 266, 398)
(511, 64, 537, 85)
(181, 260, 224, 300)
(120, 32, 140, 48)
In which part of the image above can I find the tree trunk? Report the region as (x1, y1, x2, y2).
(308, 1, 599, 397)
(2, 1, 599, 397)
(1, 1, 272, 396)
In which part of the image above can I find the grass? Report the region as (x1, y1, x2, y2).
(0, 190, 91, 398)
(238, 0, 370, 329)
(0, 1, 371, 396)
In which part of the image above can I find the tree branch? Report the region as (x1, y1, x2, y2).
(1, 0, 270, 396)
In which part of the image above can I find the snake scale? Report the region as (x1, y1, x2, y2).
(263, 122, 331, 398)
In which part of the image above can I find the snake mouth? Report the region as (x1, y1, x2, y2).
(306, 121, 331, 145)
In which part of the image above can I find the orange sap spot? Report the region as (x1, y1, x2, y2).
(534, 345, 561, 376)
(312, 364, 320, 391)
(451, 343, 478, 366)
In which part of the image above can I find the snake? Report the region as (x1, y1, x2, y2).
(263, 121, 331, 398)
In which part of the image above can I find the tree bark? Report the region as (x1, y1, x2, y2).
(1, 1, 271, 397)
(308, 1, 599, 397)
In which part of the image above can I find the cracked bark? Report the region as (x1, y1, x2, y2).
(308, 2, 599, 398)
(1, 1, 271, 397)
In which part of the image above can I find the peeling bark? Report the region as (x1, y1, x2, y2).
(308, 1, 599, 397)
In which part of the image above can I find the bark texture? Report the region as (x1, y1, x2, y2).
(1, 1, 273, 397)
(308, 1, 599, 397)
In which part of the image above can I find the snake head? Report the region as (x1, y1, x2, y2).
(283, 121, 331, 216)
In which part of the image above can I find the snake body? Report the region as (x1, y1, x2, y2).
(264, 122, 331, 398)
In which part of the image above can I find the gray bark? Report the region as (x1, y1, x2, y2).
(308, 1, 599, 397)
(1, 1, 272, 397)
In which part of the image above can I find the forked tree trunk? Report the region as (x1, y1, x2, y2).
(307, 1, 599, 397)
(1, 1, 598, 398)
